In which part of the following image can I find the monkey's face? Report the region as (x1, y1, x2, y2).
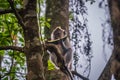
(53, 29, 65, 39)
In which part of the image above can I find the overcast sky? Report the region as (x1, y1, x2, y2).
(86, 1, 113, 80)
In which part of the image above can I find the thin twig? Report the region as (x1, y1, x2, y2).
(71, 71, 89, 80)
(7, 0, 25, 29)
(0, 9, 14, 15)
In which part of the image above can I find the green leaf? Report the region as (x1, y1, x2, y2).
(3, 77, 8, 80)
(0, 50, 5, 56)
(45, 22, 51, 28)
(47, 18, 51, 22)
(0, 0, 10, 9)
(48, 60, 55, 70)
(19, 37, 24, 42)
(2, 67, 7, 72)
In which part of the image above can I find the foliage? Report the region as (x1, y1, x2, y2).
(0, 0, 9, 9)
(0, 0, 26, 80)
(0, 0, 52, 79)
(0, 14, 26, 80)
(47, 60, 55, 70)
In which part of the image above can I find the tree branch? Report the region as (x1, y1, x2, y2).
(7, 0, 25, 29)
(0, 9, 14, 15)
(71, 71, 89, 80)
(0, 46, 24, 52)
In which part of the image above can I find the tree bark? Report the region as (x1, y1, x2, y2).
(44, 0, 69, 80)
(19, 0, 45, 80)
(98, 0, 120, 80)
(45, 0, 69, 35)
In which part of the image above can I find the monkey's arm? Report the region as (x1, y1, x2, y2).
(46, 36, 69, 55)
(46, 33, 67, 44)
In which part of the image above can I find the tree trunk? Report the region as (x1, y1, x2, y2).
(45, 0, 69, 34)
(98, 0, 120, 80)
(19, 0, 45, 80)
(44, 0, 69, 80)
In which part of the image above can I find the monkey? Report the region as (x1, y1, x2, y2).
(51, 27, 72, 68)
(46, 27, 73, 80)
(47, 27, 72, 69)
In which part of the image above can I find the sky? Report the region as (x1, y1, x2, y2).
(86, 0, 113, 80)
